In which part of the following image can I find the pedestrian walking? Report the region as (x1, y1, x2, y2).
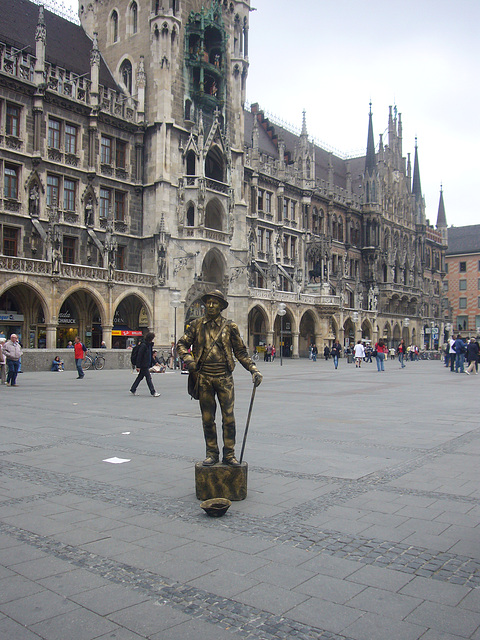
(311, 344, 318, 362)
(465, 338, 479, 375)
(3, 333, 23, 386)
(130, 332, 160, 396)
(331, 340, 342, 369)
(448, 336, 456, 371)
(324, 345, 330, 360)
(74, 336, 86, 379)
(374, 339, 388, 372)
(397, 339, 407, 368)
(353, 340, 365, 367)
(454, 334, 466, 373)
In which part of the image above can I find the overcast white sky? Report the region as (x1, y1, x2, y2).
(61, 0, 479, 228)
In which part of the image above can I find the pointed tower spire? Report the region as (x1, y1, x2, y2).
(436, 184, 447, 228)
(365, 102, 376, 176)
(301, 109, 308, 137)
(412, 138, 422, 202)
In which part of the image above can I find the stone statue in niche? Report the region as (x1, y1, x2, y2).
(85, 198, 94, 227)
(29, 184, 40, 217)
(157, 244, 166, 284)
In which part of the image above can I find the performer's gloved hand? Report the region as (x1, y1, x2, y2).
(252, 370, 263, 387)
(187, 361, 197, 372)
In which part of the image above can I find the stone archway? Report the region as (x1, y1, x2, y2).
(112, 293, 152, 349)
(248, 305, 269, 355)
(57, 289, 105, 349)
(393, 323, 401, 348)
(274, 306, 295, 358)
(343, 318, 355, 350)
(361, 319, 372, 341)
(299, 310, 317, 358)
(0, 282, 49, 348)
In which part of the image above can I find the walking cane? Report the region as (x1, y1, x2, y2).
(239, 384, 256, 464)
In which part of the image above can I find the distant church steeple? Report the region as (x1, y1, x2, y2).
(364, 103, 377, 204)
(365, 102, 376, 176)
(412, 138, 425, 225)
(436, 185, 448, 245)
(412, 138, 422, 201)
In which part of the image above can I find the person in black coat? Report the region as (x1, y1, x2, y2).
(465, 338, 479, 375)
(130, 332, 160, 396)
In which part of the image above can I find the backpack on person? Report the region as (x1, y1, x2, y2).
(130, 343, 140, 366)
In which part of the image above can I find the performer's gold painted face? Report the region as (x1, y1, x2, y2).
(205, 297, 222, 319)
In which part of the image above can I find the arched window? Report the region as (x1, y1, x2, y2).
(205, 199, 223, 231)
(119, 59, 133, 94)
(111, 10, 118, 43)
(130, 1, 138, 34)
(205, 147, 224, 183)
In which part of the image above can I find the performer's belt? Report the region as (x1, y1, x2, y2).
(201, 362, 228, 376)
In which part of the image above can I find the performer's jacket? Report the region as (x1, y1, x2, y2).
(177, 315, 258, 375)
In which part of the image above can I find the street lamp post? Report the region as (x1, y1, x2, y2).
(170, 290, 182, 370)
(277, 302, 286, 367)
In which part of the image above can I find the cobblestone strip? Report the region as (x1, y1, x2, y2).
(1, 460, 479, 587)
(0, 521, 355, 640)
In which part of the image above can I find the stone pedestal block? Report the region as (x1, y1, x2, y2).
(195, 462, 248, 501)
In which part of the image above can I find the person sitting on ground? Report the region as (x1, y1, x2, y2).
(51, 356, 64, 372)
(150, 350, 166, 373)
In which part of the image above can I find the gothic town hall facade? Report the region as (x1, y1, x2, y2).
(0, 0, 447, 354)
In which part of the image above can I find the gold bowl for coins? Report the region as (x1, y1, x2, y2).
(200, 497, 232, 517)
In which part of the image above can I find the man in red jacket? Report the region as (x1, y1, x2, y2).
(74, 336, 86, 379)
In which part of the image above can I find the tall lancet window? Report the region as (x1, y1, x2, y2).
(130, 1, 138, 34)
(120, 59, 133, 94)
(111, 10, 119, 42)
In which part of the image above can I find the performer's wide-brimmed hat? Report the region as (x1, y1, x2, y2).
(201, 289, 229, 310)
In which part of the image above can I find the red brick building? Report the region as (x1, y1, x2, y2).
(445, 224, 480, 335)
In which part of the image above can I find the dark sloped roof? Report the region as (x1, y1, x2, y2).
(0, 0, 117, 89)
(446, 225, 480, 255)
(244, 107, 366, 193)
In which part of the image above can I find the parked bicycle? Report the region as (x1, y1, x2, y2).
(83, 350, 106, 370)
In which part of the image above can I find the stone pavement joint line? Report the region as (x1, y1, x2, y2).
(0, 521, 356, 640)
(1, 459, 479, 587)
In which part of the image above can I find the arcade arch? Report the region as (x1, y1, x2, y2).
(247, 304, 269, 355)
(343, 317, 355, 349)
(299, 310, 317, 358)
(0, 283, 48, 348)
(274, 306, 294, 358)
(57, 288, 105, 348)
(112, 293, 152, 348)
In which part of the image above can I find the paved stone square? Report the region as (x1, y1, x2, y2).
(0, 357, 479, 640)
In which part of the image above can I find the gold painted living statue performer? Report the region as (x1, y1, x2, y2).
(177, 290, 263, 467)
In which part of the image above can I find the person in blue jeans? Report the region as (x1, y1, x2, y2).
(375, 339, 387, 371)
(397, 339, 406, 368)
(3, 333, 23, 386)
(331, 340, 342, 369)
(453, 334, 466, 373)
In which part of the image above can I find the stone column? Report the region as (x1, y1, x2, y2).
(45, 323, 57, 349)
(102, 325, 113, 349)
(292, 332, 299, 359)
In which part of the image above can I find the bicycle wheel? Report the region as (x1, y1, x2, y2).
(95, 357, 105, 370)
(83, 356, 93, 370)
